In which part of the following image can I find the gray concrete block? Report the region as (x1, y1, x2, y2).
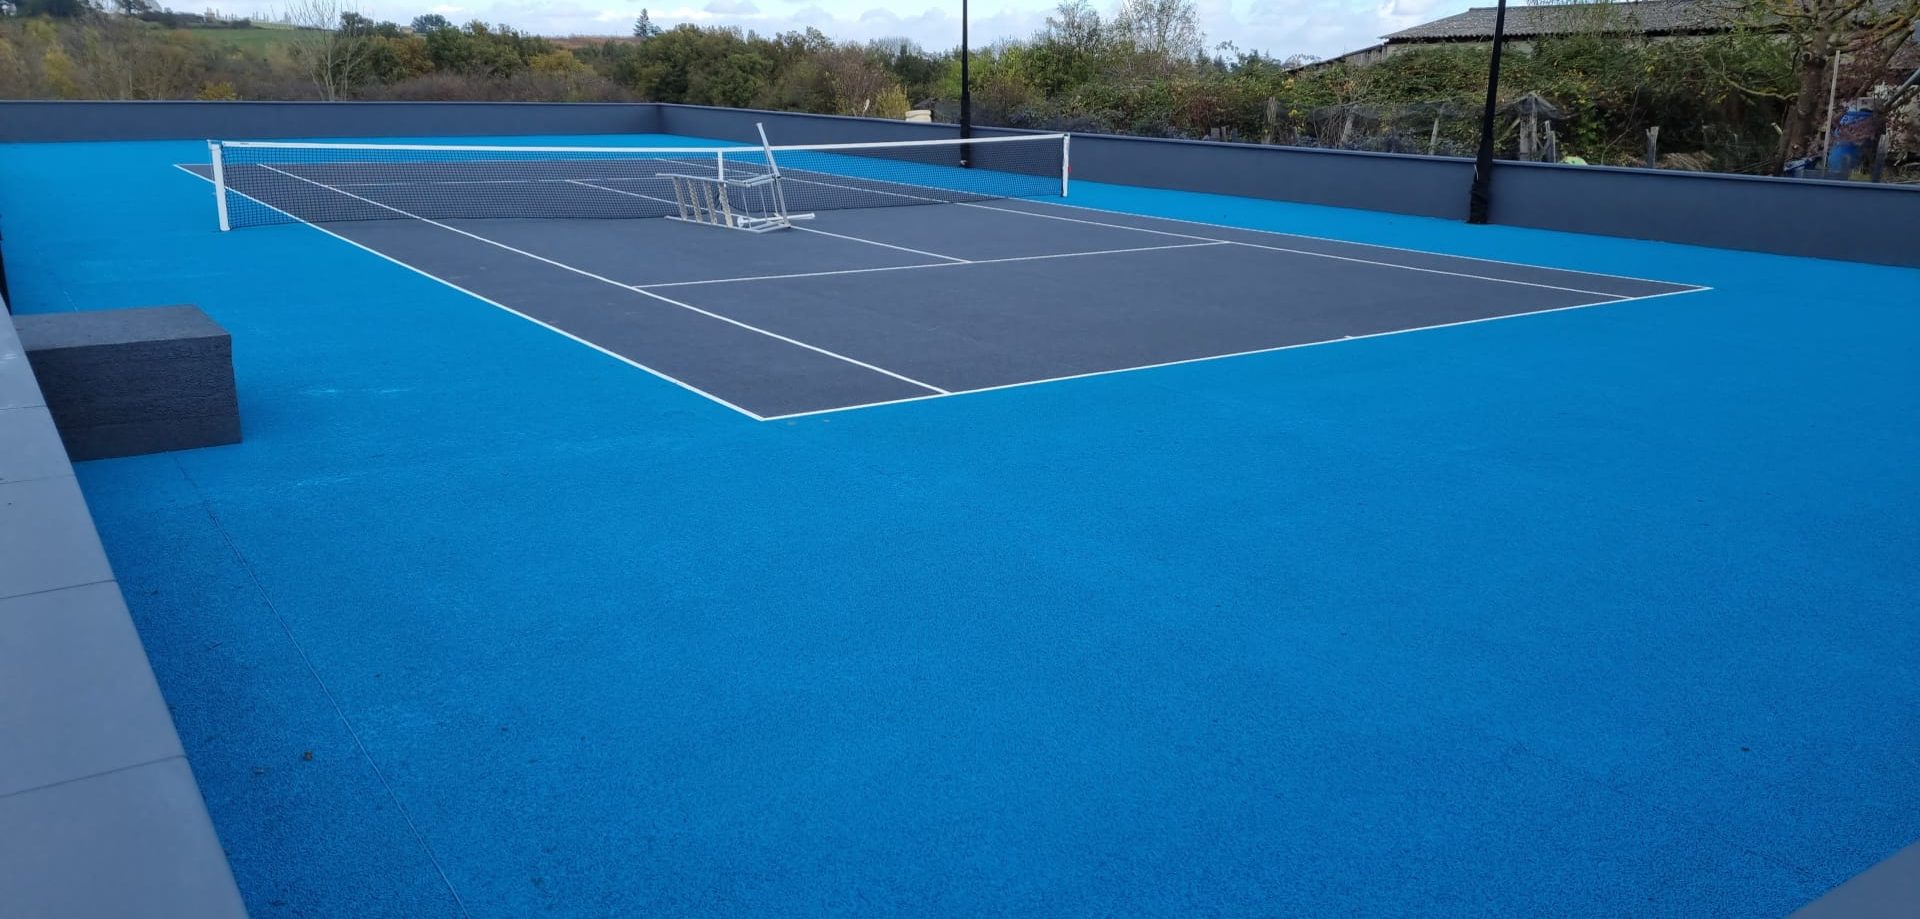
(58, 411, 243, 464)
(0, 406, 71, 484)
(13, 303, 229, 351)
(0, 582, 186, 798)
(14, 305, 241, 460)
(0, 757, 248, 919)
(0, 474, 113, 600)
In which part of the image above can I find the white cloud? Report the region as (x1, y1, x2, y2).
(703, 0, 760, 14)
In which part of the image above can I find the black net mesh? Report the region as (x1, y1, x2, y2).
(214, 136, 1067, 228)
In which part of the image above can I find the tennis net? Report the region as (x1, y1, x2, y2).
(208, 134, 1069, 230)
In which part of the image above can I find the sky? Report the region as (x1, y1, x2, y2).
(211, 0, 1480, 62)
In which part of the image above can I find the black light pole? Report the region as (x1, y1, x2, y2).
(960, 0, 973, 164)
(1466, 0, 1510, 224)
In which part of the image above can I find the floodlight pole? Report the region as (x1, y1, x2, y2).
(1467, 0, 1510, 224)
(960, 0, 973, 164)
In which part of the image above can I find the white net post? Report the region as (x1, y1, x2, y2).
(1061, 135, 1071, 198)
(208, 140, 230, 232)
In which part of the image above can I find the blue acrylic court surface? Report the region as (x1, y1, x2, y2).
(1, 132, 1916, 918)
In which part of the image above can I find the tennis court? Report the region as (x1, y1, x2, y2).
(3, 126, 1916, 919)
(178, 133, 1701, 418)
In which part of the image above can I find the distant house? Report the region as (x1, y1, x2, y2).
(1313, 0, 1739, 68)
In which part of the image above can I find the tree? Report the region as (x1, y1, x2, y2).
(625, 24, 769, 103)
(1113, 0, 1202, 71)
(439, 21, 539, 77)
(529, 48, 587, 75)
(1032, 0, 1108, 93)
(818, 43, 903, 115)
(690, 49, 770, 106)
(365, 33, 433, 82)
(283, 0, 376, 99)
(42, 42, 78, 96)
(403, 20, 551, 78)
(15, 0, 98, 17)
(1736, 0, 1920, 165)
(633, 8, 660, 40)
(869, 82, 910, 118)
(1042, 0, 1103, 56)
(410, 13, 449, 32)
(866, 37, 940, 97)
(0, 35, 20, 96)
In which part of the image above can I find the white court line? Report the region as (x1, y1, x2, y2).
(190, 158, 1709, 293)
(790, 225, 967, 263)
(657, 152, 1706, 295)
(194, 157, 1714, 423)
(993, 197, 1714, 293)
(563, 178, 679, 207)
(955, 202, 1219, 243)
(333, 149, 1697, 306)
(173, 164, 770, 420)
(218, 133, 1062, 154)
(637, 241, 1229, 289)
(571, 178, 969, 264)
(257, 164, 948, 396)
(744, 170, 1683, 300)
(776, 172, 950, 206)
(959, 202, 1637, 299)
(762, 285, 1714, 422)
(330, 173, 910, 190)
(333, 177, 665, 188)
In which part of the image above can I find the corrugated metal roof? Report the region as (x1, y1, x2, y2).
(1382, 0, 1740, 42)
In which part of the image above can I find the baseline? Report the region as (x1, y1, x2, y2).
(650, 234, 1667, 400)
(763, 285, 1712, 422)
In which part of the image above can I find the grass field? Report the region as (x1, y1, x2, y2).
(182, 23, 305, 53)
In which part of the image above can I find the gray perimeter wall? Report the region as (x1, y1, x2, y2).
(1489, 160, 1920, 268)
(0, 100, 658, 142)
(657, 103, 968, 146)
(655, 103, 1474, 220)
(2, 100, 1913, 266)
(1068, 133, 1472, 219)
(659, 103, 1919, 266)
(0, 294, 248, 918)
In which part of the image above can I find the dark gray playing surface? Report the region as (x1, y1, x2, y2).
(183, 163, 1702, 419)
